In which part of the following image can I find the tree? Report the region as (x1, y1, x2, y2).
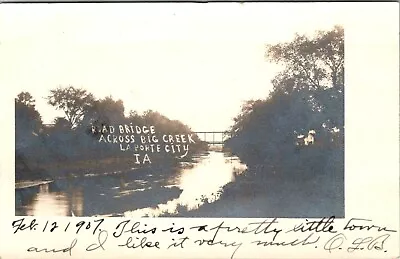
(47, 86, 95, 129)
(142, 110, 194, 135)
(16, 92, 36, 107)
(80, 95, 125, 133)
(15, 92, 43, 136)
(227, 25, 345, 171)
(231, 99, 266, 135)
(314, 26, 344, 90)
(128, 110, 145, 125)
(91, 96, 125, 123)
(265, 25, 344, 131)
(266, 25, 344, 91)
(53, 117, 72, 130)
(15, 92, 45, 179)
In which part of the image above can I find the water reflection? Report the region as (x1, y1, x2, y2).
(15, 151, 246, 217)
(16, 183, 84, 216)
(124, 152, 247, 217)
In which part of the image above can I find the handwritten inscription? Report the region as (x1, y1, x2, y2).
(344, 218, 397, 232)
(118, 237, 161, 249)
(252, 233, 320, 247)
(11, 217, 397, 258)
(286, 216, 336, 234)
(27, 238, 77, 256)
(12, 218, 105, 235)
(324, 233, 391, 253)
(113, 220, 157, 238)
(86, 230, 108, 252)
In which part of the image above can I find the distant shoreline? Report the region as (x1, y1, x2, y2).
(15, 180, 54, 190)
(15, 151, 208, 183)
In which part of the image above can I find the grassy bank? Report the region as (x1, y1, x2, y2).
(15, 149, 209, 183)
(171, 147, 344, 218)
(15, 155, 177, 182)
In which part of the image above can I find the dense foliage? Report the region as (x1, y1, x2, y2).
(226, 26, 344, 179)
(15, 88, 206, 181)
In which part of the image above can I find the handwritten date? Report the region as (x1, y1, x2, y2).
(12, 218, 105, 235)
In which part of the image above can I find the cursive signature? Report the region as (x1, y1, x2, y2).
(324, 233, 391, 253)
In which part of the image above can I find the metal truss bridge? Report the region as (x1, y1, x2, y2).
(194, 131, 234, 145)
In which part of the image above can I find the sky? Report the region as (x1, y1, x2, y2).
(1, 3, 348, 131)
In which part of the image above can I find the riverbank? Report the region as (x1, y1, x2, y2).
(16, 149, 344, 218)
(169, 160, 344, 218)
(15, 180, 54, 190)
(16, 178, 184, 217)
(114, 151, 248, 218)
(15, 151, 206, 183)
(16, 156, 147, 182)
(15, 152, 209, 216)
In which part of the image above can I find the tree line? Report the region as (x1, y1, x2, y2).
(16, 25, 344, 182)
(225, 25, 344, 179)
(15, 88, 206, 181)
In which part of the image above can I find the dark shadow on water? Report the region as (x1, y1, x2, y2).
(15, 151, 344, 218)
(15, 168, 183, 217)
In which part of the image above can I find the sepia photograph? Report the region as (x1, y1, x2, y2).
(1, 2, 399, 259)
(8, 3, 346, 218)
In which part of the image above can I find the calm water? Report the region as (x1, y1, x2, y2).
(15, 151, 247, 217)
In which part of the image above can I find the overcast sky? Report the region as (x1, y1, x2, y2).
(0, 3, 356, 131)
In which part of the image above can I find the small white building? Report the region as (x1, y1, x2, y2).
(296, 130, 316, 146)
(304, 130, 316, 145)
